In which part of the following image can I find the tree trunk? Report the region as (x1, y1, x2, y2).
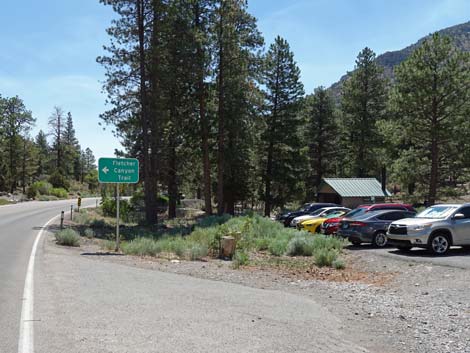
(264, 141, 273, 216)
(216, 11, 225, 216)
(194, 4, 213, 216)
(168, 143, 177, 219)
(137, 0, 157, 224)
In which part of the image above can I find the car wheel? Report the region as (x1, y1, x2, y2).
(351, 240, 361, 246)
(428, 233, 450, 255)
(396, 245, 413, 252)
(315, 226, 321, 234)
(373, 231, 388, 247)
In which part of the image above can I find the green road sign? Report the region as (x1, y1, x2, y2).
(98, 158, 139, 184)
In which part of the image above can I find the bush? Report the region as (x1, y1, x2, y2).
(50, 188, 68, 199)
(32, 181, 53, 195)
(314, 248, 339, 267)
(233, 251, 249, 268)
(100, 240, 116, 251)
(268, 237, 289, 256)
(122, 237, 162, 257)
(84, 228, 95, 239)
(102, 198, 132, 222)
(286, 236, 315, 256)
(55, 229, 80, 247)
(188, 244, 209, 260)
(332, 258, 346, 270)
(74, 212, 91, 225)
(48, 172, 70, 190)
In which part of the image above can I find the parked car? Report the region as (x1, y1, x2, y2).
(337, 209, 416, 247)
(387, 204, 470, 255)
(300, 210, 349, 234)
(321, 203, 416, 235)
(279, 203, 341, 227)
(291, 207, 350, 228)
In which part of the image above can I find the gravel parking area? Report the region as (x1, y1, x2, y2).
(66, 237, 470, 353)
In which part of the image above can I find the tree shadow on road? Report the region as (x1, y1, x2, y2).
(80, 252, 124, 257)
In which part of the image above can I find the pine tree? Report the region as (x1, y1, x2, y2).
(35, 130, 49, 178)
(304, 87, 337, 200)
(214, 0, 263, 215)
(63, 112, 81, 178)
(391, 33, 470, 204)
(341, 47, 388, 177)
(0, 96, 35, 192)
(98, 0, 160, 224)
(262, 36, 305, 216)
(48, 106, 65, 173)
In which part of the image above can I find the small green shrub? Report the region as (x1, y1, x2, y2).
(50, 188, 68, 199)
(314, 248, 338, 267)
(74, 212, 90, 225)
(55, 229, 80, 247)
(286, 236, 315, 257)
(254, 238, 270, 251)
(233, 251, 249, 268)
(102, 198, 132, 222)
(188, 244, 209, 260)
(332, 258, 346, 270)
(268, 237, 289, 256)
(100, 240, 116, 251)
(84, 228, 95, 239)
(31, 181, 53, 195)
(122, 237, 162, 257)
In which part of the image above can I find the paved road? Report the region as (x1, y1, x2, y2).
(0, 198, 97, 353)
(348, 245, 470, 269)
(1, 199, 372, 353)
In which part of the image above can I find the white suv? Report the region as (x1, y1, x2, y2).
(387, 204, 470, 255)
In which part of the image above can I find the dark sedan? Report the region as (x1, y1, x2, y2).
(337, 210, 416, 247)
(279, 203, 341, 227)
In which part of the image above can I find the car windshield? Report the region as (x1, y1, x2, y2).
(326, 212, 344, 219)
(344, 208, 366, 218)
(309, 208, 326, 216)
(416, 206, 458, 219)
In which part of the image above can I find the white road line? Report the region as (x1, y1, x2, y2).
(18, 214, 60, 353)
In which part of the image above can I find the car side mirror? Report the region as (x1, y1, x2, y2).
(454, 213, 465, 220)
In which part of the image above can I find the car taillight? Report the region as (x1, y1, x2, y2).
(350, 221, 367, 227)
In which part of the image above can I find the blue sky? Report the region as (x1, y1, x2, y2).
(0, 0, 469, 159)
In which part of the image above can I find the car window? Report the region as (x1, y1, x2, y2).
(377, 212, 402, 221)
(416, 206, 458, 219)
(345, 208, 366, 218)
(456, 207, 470, 219)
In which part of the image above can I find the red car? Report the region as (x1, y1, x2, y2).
(321, 203, 416, 235)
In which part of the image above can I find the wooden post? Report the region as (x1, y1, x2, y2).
(60, 211, 64, 229)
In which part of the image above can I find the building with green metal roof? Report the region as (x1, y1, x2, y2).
(317, 178, 391, 208)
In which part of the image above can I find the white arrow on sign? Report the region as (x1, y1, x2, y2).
(102, 166, 110, 174)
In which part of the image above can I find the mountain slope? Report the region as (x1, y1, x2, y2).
(329, 21, 470, 100)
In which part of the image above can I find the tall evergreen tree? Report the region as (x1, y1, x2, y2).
(341, 47, 388, 177)
(304, 87, 337, 200)
(0, 96, 35, 192)
(391, 33, 470, 204)
(48, 106, 65, 173)
(262, 36, 304, 216)
(214, 0, 263, 215)
(35, 130, 50, 178)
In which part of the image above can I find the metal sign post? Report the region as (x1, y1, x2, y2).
(116, 184, 120, 252)
(98, 157, 139, 252)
